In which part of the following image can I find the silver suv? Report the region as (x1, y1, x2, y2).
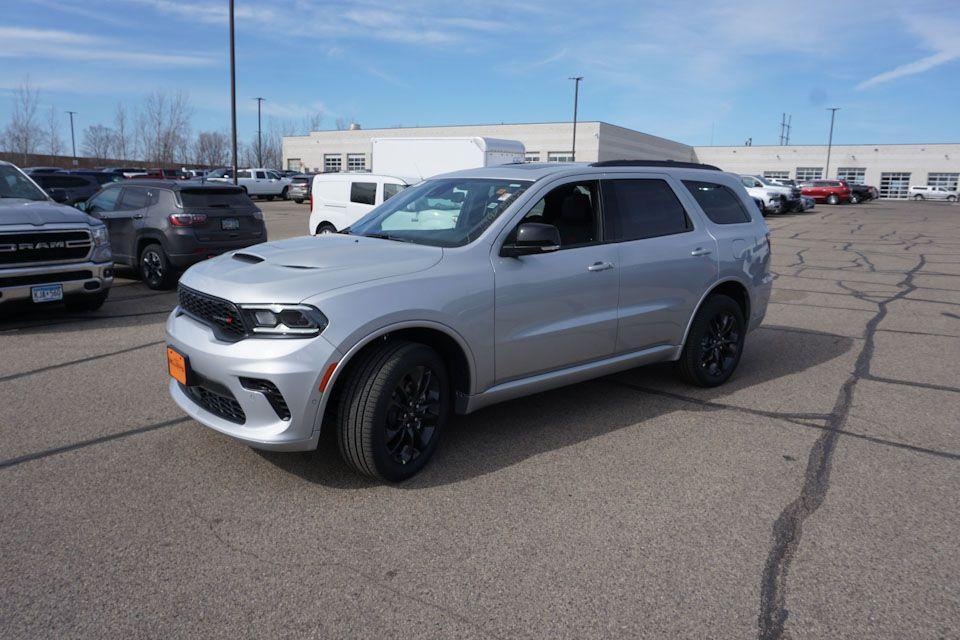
(165, 161, 772, 481)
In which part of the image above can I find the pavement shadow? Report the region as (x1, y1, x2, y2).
(260, 324, 854, 490)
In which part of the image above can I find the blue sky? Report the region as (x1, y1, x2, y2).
(2, 0, 959, 148)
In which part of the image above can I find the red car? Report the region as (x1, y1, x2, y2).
(799, 180, 852, 204)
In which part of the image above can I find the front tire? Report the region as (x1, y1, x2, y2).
(677, 294, 746, 388)
(139, 243, 175, 290)
(337, 341, 449, 482)
(849, 194, 860, 204)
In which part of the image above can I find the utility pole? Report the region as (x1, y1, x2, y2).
(825, 107, 840, 178)
(229, 0, 238, 185)
(568, 76, 583, 162)
(254, 97, 264, 167)
(66, 111, 78, 165)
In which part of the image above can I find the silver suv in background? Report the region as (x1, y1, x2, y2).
(0, 161, 113, 311)
(165, 160, 772, 481)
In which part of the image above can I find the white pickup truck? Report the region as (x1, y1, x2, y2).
(207, 167, 292, 200)
(739, 175, 802, 214)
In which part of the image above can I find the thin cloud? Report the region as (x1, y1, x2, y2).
(856, 12, 960, 89)
(857, 50, 959, 89)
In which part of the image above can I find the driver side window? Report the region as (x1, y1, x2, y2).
(87, 188, 121, 214)
(514, 181, 600, 249)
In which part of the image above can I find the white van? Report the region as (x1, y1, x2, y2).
(309, 173, 410, 234)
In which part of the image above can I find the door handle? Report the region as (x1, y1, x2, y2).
(690, 248, 712, 257)
(133, 214, 144, 219)
(587, 261, 614, 272)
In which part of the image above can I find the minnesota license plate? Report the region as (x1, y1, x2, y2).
(31, 283, 63, 303)
(221, 217, 239, 230)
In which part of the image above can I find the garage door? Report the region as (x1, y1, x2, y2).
(880, 172, 911, 199)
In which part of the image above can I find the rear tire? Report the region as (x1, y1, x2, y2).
(913, 194, 924, 200)
(827, 194, 839, 205)
(281, 186, 289, 200)
(315, 222, 336, 235)
(336, 341, 449, 482)
(294, 198, 304, 204)
(948, 195, 957, 202)
(65, 290, 109, 311)
(139, 243, 175, 290)
(677, 294, 746, 388)
(265, 194, 275, 201)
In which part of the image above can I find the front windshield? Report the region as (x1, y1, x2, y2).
(349, 177, 532, 247)
(0, 165, 48, 201)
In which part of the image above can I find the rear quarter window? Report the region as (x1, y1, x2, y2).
(683, 180, 752, 224)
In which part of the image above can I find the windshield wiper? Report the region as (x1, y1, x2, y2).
(363, 232, 409, 243)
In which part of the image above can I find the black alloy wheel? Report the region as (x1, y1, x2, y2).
(678, 294, 746, 388)
(337, 341, 449, 481)
(384, 365, 441, 466)
(698, 312, 741, 380)
(139, 243, 174, 290)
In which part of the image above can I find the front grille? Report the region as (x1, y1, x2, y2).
(181, 383, 246, 424)
(0, 230, 92, 266)
(239, 377, 291, 420)
(177, 284, 247, 341)
(0, 270, 93, 288)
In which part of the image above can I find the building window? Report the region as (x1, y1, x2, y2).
(323, 154, 342, 173)
(547, 151, 574, 163)
(525, 152, 540, 163)
(795, 167, 823, 181)
(763, 171, 789, 181)
(928, 172, 959, 190)
(287, 158, 302, 171)
(836, 167, 866, 184)
(880, 172, 911, 199)
(347, 153, 366, 171)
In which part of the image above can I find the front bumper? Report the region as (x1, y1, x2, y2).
(0, 260, 113, 304)
(165, 308, 343, 450)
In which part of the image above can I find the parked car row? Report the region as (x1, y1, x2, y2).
(739, 175, 884, 213)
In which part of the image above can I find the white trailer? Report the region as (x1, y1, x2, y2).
(370, 137, 525, 182)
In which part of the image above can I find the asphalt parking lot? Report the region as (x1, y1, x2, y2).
(2, 198, 958, 639)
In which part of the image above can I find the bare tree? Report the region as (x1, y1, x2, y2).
(2, 77, 45, 162)
(46, 106, 63, 156)
(112, 103, 134, 161)
(193, 131, 229, 167)
(302, 110, 323, 133)
(137, 90, 193, 165)
(334, 116, 351, 131)
(83, 124, 114, 161)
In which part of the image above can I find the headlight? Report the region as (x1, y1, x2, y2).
(238, 303, 327, 337)
(91, 225, 109, 246)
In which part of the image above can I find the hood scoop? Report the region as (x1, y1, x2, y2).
(232, 252, 264, 264)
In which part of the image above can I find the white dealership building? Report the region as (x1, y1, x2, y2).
(282, 122, 959, 199)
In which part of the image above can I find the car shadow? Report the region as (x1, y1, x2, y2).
(258, 324, 854, 489)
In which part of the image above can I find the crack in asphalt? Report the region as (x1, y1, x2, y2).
(758, 251, 927, 640)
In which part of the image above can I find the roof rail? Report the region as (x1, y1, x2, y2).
(590, 159, 721, 171)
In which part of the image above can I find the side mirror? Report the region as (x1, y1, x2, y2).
(500, 222, 561, 257)
(47, 188, 68, 203)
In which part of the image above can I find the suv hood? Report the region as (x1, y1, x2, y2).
(180, 234, 444, 303)
(0, 200, 100, 226)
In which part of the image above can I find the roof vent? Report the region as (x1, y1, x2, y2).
(349, 122, 362, 130)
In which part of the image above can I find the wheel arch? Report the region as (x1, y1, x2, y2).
(680, 279, 751, 348)
(135, 230, 166, 261)
(322, 321, 476, 421)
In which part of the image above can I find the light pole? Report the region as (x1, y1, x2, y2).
(825, 107, 840, 179)
(568, 76, 583, 162)
(229, 0, 238, 185)
(254, 97, 265, 167)
(66, 111, 78, 165)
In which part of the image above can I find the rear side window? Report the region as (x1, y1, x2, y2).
(683, 180, 751, 224)
(87, 187, 122, 212)
(383, 183, 405, 201)
(118, 187, 153, 210)
(350, 182, 376, 205)
(180, 189, 253, 208)
(601, 179, 691, 241)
